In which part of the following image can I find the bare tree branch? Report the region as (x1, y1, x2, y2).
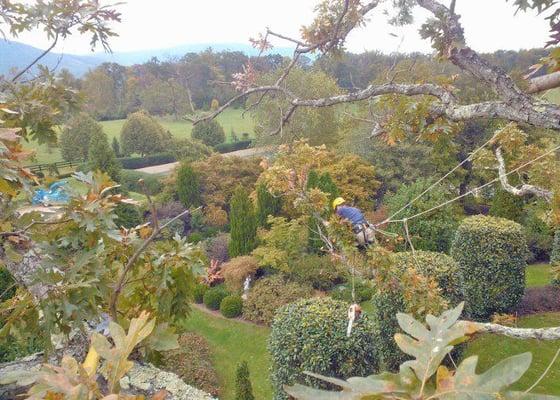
(495, 147, 553, 202)
(11, 34, 59, 82)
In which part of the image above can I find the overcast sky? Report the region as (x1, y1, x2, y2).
(9, 0, 552, 55)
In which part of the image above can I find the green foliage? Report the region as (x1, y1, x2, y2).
(251, 67, 342, 146)
(59, 113, 104, 162)
(220, 294, 243, 318)
(243, 275, 312, 325)
(228, 186, 257, 257)
(371, 287, 407, 371)
(523, 208, 554, 263)
(87, 129, 121, 181)
(114, 203, 142, 229)
(162, 332, 220, 397)
(192, 119, 226, 147)
(385, 178, 461, 253)
(193, 283, 209, 304)
(119, 169, 163, 195)
(256, 183, 282, 228)
(306, 170, 339, 252)
(252, 216, 308, 273)
(284, 303, 559, 400)
(111, 136, 121, 157)
(289, 254, 343, 290)
(392, 251, 464, 305)
(552, 230, 560, 285)
(173, 138, 214, 162)
(330, 281, 375, 303)
(489, 189, 525, 222)
(215, 140, 252, 153)
(269, 297, 379, 400)
(451, 215, 528, 320)
(177, 162, 202, 208)
(0, 267, 16, 302)
(203, 286, 230, 310)
(120, 111, 172, 156)
(235, 361, 255, 400)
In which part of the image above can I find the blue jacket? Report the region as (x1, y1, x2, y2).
(336, 205, 366, 226)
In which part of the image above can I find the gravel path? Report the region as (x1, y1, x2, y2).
(134, 146, 273, 175)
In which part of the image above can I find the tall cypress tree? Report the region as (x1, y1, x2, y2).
(307, 170, 339, 252)
(228, 186, 257, 257)
(256, 183, 281, 227)
(177, 162, 201, 208)
(234, 361, 255, 400)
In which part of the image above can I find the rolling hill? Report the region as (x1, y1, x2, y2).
(0, 40, 295, 77)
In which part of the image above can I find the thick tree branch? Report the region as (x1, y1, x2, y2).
(527, 71, 560, 94)
(495, 147, 553, 202)
(473, 321, 560, 340)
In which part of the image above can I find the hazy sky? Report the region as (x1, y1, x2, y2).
(9, 0, 552, 55)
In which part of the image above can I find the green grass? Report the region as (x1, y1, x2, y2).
(464, 312, 560, 395)
(180, 307, 272, 400)
(24, 109, 255, 164)
(527, 263, 552, 288)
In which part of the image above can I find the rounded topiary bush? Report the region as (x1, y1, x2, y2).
(220, 295, 243, 318)
(243, 276, 311, 325)
(203, 286, 229, 310)
(290, 254, 344, 290)
(451, 215, 528, 320)
(392, 251, 464, 305)
(269, 297, 379, 400)
(193, 283, 208, 304)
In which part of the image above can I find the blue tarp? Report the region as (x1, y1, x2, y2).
(32, 180, 70, 205)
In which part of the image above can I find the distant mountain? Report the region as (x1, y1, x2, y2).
(0, 40, 295, 77)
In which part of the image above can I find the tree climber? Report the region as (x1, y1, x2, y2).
(332, 197, 375, 247)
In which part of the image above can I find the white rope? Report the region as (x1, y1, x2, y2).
(379, 134, 497, 226)
(381, 143, 560, 225)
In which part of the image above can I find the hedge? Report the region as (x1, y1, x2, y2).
(242, 276, 311, 325)
(269, 297, 379, 400)
(392, 251, 464, 306)
(220, 295, 243, 318)
(117, 152, 176, 169)
(451, 215, 528, 320)
(214, 140, 252, 154)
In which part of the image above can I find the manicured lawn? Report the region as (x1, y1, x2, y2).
(180, 307, 272, 400)
(23, 109, 255, 164)
(527, 263, 552, 288)
(464, 312, 560, 395)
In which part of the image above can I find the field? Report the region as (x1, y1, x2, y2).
(23, 109, 255, 164)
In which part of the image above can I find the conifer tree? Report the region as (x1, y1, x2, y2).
(256, 183, 281, 227)
(176, 162, 202, 208)
(229, 186, 257, 257)
(87, 130, 121, 181)
(111, 137, 121, 157)
(234, 361, 255, 400)
(307, 170, 339, 252)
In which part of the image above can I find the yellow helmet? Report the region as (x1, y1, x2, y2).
(332, 197, 345, 210)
